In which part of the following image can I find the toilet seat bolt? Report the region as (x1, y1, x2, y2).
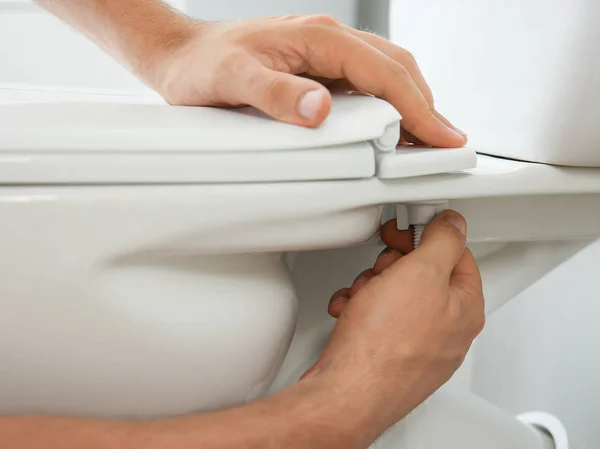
(413, 224, 425, 248)
(404, 201, 450, 249)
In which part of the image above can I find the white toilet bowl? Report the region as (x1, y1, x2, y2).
(0, 84, 599, 449)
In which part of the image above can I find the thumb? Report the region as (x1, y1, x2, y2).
(237, 62, 332, 127)
(413, 210, 467, 276)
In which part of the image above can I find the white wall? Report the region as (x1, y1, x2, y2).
(0, 0, 359, 89)
(187, 0, 357, 25)
(0, 12, 142, 89)
(0, 0, 181, 89)
(472, 240, 600, 448)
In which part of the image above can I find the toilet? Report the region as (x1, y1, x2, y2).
(1, 1, 599, 448)
(0, 83, 598, 448)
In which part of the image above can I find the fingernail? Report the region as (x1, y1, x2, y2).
(355, 274, 369, 283)
(445, 214, 467, 237)
(454, 127, 467, 138)
(376, 247, 392, 260)
(354, 271, 372, 283)
(298, 90, 324, 120)
(330, 295, 348, 305)
(449, 127, 467, 141)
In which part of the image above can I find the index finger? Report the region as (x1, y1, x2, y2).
(299, 26, 466, 148)
(380, 219, 414, 254)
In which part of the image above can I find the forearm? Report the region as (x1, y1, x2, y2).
(0, 378, 390, 449)
(32, 0, 196, 85)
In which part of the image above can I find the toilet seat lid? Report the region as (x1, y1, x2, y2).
(0, 85, 403, 184)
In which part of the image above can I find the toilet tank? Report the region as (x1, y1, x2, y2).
(390, 0, 600, 167)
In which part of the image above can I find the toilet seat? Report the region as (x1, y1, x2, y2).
(0, 84, 476, 184)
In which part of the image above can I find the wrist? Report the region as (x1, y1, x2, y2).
(107, 1, 212, 93)
(298, 366, 402, 445)
(133, 14, 202, 90)
(307, 351, 437, 431)
(274, 375, 386, 449)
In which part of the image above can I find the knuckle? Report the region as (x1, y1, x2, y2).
(264, 75, 287, 98)
(452, 352, 467, 369)
(303, 14, 341, 28)
(458, 290, 486, 336)
(262, 76, 288, 114)
(283, 14, 304, 20)
(400, 48, 417, 65)
(474, 312, 486, 335)
(472, 295, 486, 335)
(435, 347, 467, 373)
(428, 94, 435, 107)
(422, 85, 435, 107)
(381, 63, 412, 97)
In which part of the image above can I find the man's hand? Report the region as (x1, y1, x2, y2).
(304, 211, 485, 432)
(33, 0, 466, 147)
(149, 15, 467, 147)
